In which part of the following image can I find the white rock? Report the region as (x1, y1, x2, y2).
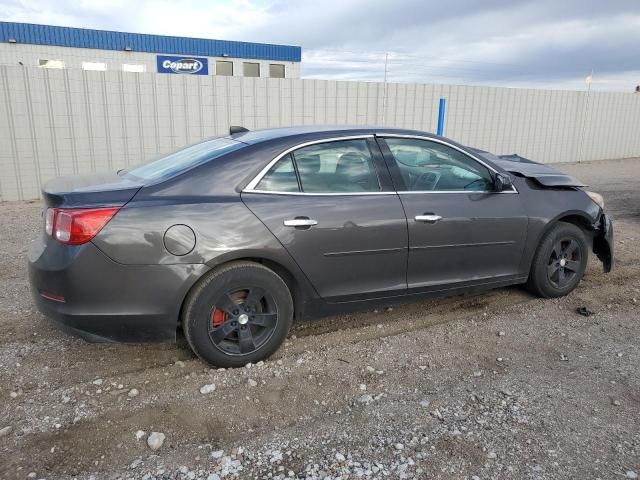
(626, 471, 638, 479)
(135, 430, 145, 440)
(270, 450, 283, 463)
(359, 384, 367, 391)
(0, 426, 12, 437)
(211, 449, 225, 459)
(247, 379, 258, 387)
(419, 400, 430, 408)
(128, 388, 139, 398)
(487, 451, 497, 459)
(358, 394, 374, 404)
(394, 443, 404, 450)
(207, 474, 221, 480)
(92, 379, 103, 385)
(27, 473, 36, 479)
(147, 432, 165, 451)
(200, 383, 217, 394)
(9, 391, 18, 399)
(335, 452, 346, 462)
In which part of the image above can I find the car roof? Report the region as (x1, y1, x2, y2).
(227, 125, 438, 145)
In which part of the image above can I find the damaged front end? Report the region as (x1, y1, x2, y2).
(471, 148, 614, 273)
(592, 212, 614, 273)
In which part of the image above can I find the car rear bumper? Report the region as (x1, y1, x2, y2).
(593, 212, 614, 273)
(28, 236, 209, 342)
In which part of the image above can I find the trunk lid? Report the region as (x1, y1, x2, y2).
(42, 172, 143, 208)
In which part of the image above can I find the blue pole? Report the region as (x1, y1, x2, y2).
(437, 98, 446, 136)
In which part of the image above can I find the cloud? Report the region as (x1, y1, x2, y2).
(1, 0, 639, 91)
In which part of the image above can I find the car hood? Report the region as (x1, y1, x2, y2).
(472, 150, 587, 188)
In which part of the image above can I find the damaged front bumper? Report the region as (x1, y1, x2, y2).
(593, 212, 614, 273)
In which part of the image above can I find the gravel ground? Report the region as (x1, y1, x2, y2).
(0, 158, 639, 480)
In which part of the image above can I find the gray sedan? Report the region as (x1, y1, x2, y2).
(28, 126, 613, 367)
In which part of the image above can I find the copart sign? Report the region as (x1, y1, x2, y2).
(157, 55, 208, 75)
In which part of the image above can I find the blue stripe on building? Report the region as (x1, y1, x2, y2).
(0, 22, 302, 62)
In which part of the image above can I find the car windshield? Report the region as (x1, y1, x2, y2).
(124, 137, 244, 182)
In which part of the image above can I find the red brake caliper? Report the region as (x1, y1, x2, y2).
(211, 308, 226, 328)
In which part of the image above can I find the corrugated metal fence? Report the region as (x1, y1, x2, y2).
(1, 64, 639, 201)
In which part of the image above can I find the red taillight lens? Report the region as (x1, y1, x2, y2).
(46, 207, 119, 245)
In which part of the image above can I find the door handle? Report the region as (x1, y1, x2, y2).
(283, 218, 318, 227)
(415, 214, 442, 223)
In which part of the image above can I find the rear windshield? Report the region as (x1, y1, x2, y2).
(124, 137, 244, 182)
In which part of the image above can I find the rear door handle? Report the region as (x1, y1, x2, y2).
(283, 218, 318, 227)
(415, 214, 442, 223)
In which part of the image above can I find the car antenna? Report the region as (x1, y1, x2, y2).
(229, 126, 249, 135)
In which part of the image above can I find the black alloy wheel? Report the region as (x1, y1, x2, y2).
(182, 261, 293, 368)
(526, 222, 588, 298)
(547, 238, 582, 289)
(208, 287, 278, 355)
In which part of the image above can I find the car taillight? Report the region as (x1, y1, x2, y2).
(45, 207, 120, 245)
(45, 208, 55, 236)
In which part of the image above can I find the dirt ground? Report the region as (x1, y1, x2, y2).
(0, 158, 638, 480)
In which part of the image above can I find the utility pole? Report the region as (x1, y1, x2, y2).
(578, 69, 593, 163)
(382, 52, 389, 125)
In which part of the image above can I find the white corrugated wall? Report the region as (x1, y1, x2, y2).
(1, 65, 639, 201)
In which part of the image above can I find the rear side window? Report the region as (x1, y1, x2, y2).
(125, 138, 244, 182)
(256, 154, 300, 192)
(293, 139, 379, 193)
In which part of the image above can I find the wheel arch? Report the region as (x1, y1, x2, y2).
(177, 251, 316, 331)
(521, 209, 596, 278)
(535, 210, 596, 249)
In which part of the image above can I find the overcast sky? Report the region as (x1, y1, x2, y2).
(2, 0, 639, 91)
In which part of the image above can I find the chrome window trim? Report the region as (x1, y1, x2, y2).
(243, 189, 397, 196)
(397, 189, 518, 194)
(243, 135, 376, 192)
(243, 132, 519, 195)
(378, 133, 519, 194)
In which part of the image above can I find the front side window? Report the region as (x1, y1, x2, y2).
(385, 138, 494, 192)
(254, 139, 380, 193)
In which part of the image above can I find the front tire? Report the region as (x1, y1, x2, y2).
(182, 261, 293, 368)
(526, 222, 588, 298)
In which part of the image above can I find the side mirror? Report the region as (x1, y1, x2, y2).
(494, 173, 512, 192)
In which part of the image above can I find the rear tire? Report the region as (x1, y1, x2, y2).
(526, 222, 588, 298)
(182, 261, 293, 368)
